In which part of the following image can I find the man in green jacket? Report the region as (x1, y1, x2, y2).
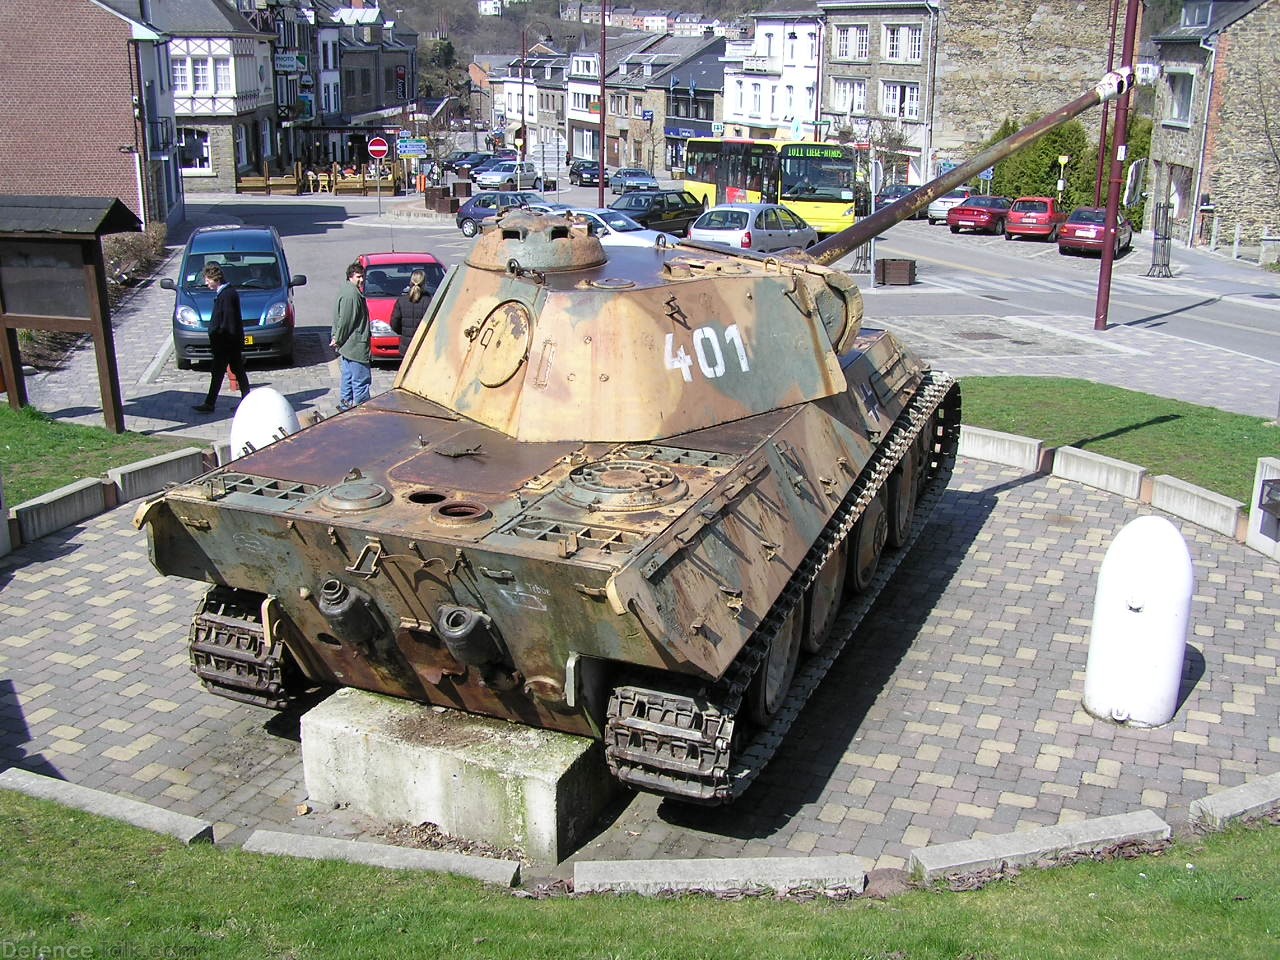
(330, 262, 371, 408)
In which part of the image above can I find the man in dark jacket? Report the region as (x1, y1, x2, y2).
(192, 262, 251, 413)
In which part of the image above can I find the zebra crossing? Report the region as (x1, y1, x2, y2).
(913, 271, 1178, 299)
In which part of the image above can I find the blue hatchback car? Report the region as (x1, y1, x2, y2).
(160, 224, 306, 369)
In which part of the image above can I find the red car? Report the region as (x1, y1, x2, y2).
(947, 196, 1012, 235)
(357, 252, 447, 360)
(1005, 196, 1068, 241)
(1058, 207, 1135, 256)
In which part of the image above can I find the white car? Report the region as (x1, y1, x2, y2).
(926, 187, 974, 225)
(688, 203, 818, 252)
(565, 208, 677, 248)
(474, 160, 545, 191)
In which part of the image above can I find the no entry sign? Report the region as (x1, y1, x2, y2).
(368, 136, 390, 160)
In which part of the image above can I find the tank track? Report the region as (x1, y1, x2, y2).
(188, 585, 295, 710)
(605, 371, 961, 803)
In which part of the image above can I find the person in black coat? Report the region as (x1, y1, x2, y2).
(193, 262, 251, 413)
(389, 268, 432, 359)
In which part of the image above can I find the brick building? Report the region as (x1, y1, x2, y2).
(1147, 0, 1279, 248)
(0, 0, 184, 231)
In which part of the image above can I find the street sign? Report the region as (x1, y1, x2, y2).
(978, 166, 994, 181)
(642, 110, 654, 122)
(396, 138, 429, 158)
(368, 136, 390, 160)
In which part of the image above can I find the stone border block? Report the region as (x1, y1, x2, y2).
(1189, 771, 1280, 829)
(1052, 446, 1147, 500)
(0, 468, 9, 558)
(0, 767, 213, 844)
(573, 855, 869, 895)
(242, 829, 520, 885)
(10, 477, 108, 545)
(909, 810, 1170, 881)
(958, 426, 1046, 473)
(1150, 475, 1245, 540)
(107, 447, 207, 503)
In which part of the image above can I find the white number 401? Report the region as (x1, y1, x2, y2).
(665, 324, 750, 382)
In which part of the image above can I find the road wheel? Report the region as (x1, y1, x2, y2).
(993, 218, 1006, 235)
(949, 224, 960, 234)
(847, 489, 888, 595)
(1059, 245, 1071, 256)
(886, 448, 917, 549)
(1005, 229, 1014, 240)
(533, 178, 543, 191)
(802, 541, 847, 654)
(460, 218, 479, 238)
(502, 179, 515, 190)
(1048, 226, 1059, 243)
(176, 356, 191, 371)
(1114, 237, 1122, 258)
(748, 602, 802, 725)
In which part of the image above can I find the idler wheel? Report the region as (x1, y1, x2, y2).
(848, 489, 888, 594)
(886, 447, 917, 549)
(747, 603, 802, 725)
(802, 540, 847, 654)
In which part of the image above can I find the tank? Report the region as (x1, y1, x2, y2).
(136, 71, 1130, 804)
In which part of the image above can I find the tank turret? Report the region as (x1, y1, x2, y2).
(137, 71, 1130, 803)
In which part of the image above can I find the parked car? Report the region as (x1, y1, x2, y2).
(160, 224, 306, 369)
(947, 195, 1012, 234)
(1005, 196, 1069, 241)
(440, 150, 472, 173)
(475, 160, 546, 190)
(1058, 206, 1135, 256)
(611, 167, 660, 194)
(356, 252, 447, 360)
(688, 203, 819, 252)
(468, 155, 515, 181)
(451, 152, 492, 178)
(455, 191, 545, 237)
(568, 159, 599, 185)
(526, 201, 574, 215)
(874, 183, 926, 218)
(576, 163, 610, 187)
(926, 187, 973, 224)
(564, 208, 677, 247)
(608, 189, 705, 236)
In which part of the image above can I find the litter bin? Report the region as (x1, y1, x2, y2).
(875, 258, 917, 285)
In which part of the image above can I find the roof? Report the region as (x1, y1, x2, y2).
(0, 196, 141, 237)
(112, 0, 267, 38)
(1152, 0, 1270, 42)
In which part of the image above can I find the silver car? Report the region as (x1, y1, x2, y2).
(474, 160, 545, 191)
(687, 203, 818, 253)
(926, 187, 974, 225)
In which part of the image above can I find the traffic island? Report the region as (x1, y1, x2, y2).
(300, 688, 619, 864)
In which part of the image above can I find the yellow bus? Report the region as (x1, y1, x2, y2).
(683, 139, 865, 234)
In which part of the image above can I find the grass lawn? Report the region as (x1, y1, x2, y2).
(961, 377, 1276, 505)
(1, 791, 1277, 959)
(0, 405, 197, 506)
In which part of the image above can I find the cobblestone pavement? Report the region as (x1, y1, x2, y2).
(2, 459, 1276, 876)
(3, 200, 1278, 877)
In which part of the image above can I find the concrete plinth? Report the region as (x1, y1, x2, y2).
(301, 688, 617, 864)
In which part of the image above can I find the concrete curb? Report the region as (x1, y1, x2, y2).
(242, 829, 521, 886)
(1189, 771, 1280, 829)
(908, 810, 1172, 882)
(573, 854, 869, 895)
(0, 767, 213, 844)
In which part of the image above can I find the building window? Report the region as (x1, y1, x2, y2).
(176, 127, 210, 170)
(191, 58, 210, 95)
(880, 81, 920, 120)
(171, 58, 190, 94)
(214, 58, 232, 94)
(1166, 71, 1193, 125)
(884, 25, 922, 63)
(736, 79, 744, 111)
(770, 85, 777, 118)
(1181, 2, 1211, 26)
(361, 69, 372, 95)
(751, 83, 762, 115)
(235, 123, 248, 168)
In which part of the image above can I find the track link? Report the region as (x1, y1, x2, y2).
(188, 585, 294, 710)
(605, 371, 961, 802)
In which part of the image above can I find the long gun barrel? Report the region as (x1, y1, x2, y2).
(807, 69, 1134, 267)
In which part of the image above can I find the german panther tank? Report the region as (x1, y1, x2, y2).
(137, 72, 1129, 803)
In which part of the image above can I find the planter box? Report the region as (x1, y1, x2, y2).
(875, 258, 917, 285)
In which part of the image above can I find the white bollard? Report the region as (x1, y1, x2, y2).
(1083, 516, 1194, 727)
(227, 387, 302, 461)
